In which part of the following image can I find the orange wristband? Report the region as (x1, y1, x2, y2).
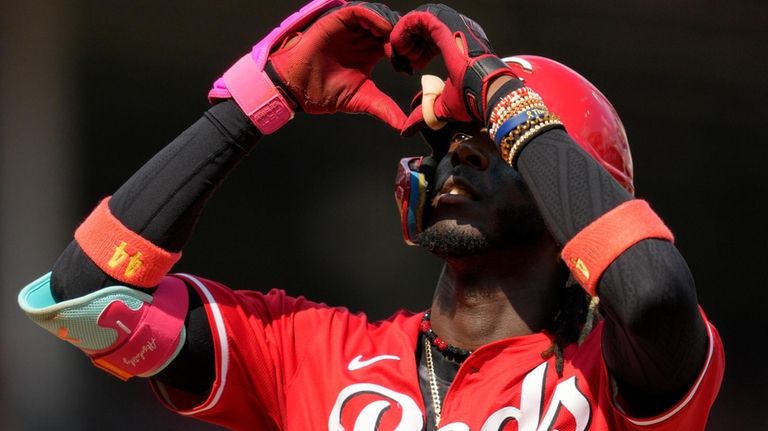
(561, 199, 674, 296)
(74, 197, 181, 288)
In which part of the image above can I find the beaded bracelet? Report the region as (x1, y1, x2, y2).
(500, 114, 563, 165)
(490, 95, 544, 121)
(488, 89, 549, 141)
(487, 85, 564, 166)
(488, 98, 548, 139)
(493, 108, 550, 146)
(489, 87, 533, 118)
(488, 88, 533, 123)
(496, 112, 555, 153)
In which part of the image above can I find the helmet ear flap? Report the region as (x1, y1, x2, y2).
(395, 156, 437, 245)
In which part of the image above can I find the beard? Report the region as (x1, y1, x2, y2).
(416, 221, 489, 257)
(417, 203, 546, 258)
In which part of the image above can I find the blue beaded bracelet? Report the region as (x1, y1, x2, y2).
(493, 108, 549, 146)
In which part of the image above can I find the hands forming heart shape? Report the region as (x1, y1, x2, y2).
(264, 1, 518, 133)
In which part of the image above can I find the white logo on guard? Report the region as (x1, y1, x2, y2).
(347, 354, 400, 371)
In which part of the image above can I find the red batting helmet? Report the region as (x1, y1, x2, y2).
(396, 55, 635, 245)
(501, 55, 634, 194)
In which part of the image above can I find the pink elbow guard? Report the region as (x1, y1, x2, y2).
(561, 199, 674, 296)
(19, 273, 189, 381)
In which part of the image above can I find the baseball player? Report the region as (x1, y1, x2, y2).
(18, 1, 724, 430)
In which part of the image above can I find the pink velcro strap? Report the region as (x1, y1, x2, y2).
(208, 0, 346, 134)
(74, 197, 181, 288)
(561, 199, 674, 296)
(89, 276, 189, 380)
(222, 55, 294, 135)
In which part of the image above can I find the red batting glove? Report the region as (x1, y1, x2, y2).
(391, 4, 518, 133)
(269, 2, 407, 130)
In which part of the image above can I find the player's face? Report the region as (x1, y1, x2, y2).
(417, 123, 546, 257)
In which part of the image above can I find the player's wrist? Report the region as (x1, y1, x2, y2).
(484, 75, 516, 113)
(486, 81, 564, 167)
(207, 0, 346, 135)
(216, 55, 295, 135)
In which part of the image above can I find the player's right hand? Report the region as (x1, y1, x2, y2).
(268, 2, 407, 130)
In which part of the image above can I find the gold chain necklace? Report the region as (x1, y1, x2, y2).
(423, 336, 442, 427)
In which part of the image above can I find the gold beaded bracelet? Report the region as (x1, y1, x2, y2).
(489, 98, 548, 139)
(488, 88, 535, 122)
(498, 117, 545, 161)
(501, 115, 563, 166)
(488, 88, 549, 139)
(487, 85, 564, 165)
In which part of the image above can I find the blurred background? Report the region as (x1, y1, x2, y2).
(1, 0, 766, 429)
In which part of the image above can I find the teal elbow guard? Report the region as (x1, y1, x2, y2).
(18, 273, 189, 380)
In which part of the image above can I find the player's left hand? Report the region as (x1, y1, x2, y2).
(268, 2, 407, 130)
(390, 4, 517, 133)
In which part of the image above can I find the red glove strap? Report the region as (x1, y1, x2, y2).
(561, 199, 674, 296)
(74, 197, 181, 288)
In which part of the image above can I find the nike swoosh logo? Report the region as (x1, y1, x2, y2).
(348, 354, 401, 371)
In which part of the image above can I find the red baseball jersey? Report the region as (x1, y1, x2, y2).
(151, 274, 724, 431)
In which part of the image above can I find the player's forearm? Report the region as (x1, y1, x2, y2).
(515, 128, 631, 241)
(31, 99, 257, 391)
(516, 129, 708, 414)
(51, 99, 260, 301)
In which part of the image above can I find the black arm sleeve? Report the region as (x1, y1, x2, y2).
(516, 129, 709, 416)
(50, 99, 260, 394)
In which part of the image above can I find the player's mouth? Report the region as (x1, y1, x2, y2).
(432, 175, 478, 207)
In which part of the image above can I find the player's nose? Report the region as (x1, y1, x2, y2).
(451, 138, 490, 171)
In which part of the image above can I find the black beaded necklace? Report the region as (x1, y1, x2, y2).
(419, 310, 473, 363)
